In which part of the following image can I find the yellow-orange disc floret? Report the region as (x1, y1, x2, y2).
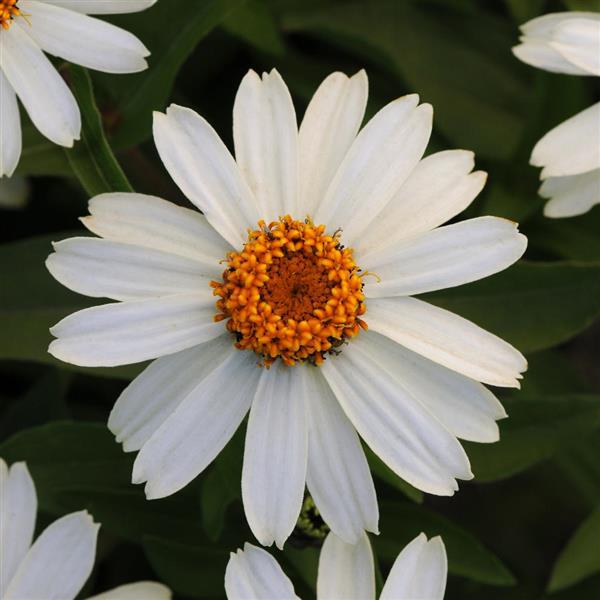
(0, 0, 21, 30)
(211, 216, 368, 367)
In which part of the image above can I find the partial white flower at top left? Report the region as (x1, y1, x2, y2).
(0, 0, 157, 178)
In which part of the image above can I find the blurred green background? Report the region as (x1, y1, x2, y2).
(1, 0, 599, 598)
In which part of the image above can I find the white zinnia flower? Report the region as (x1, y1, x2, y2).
(0, 0, 156, 178)
(513, 12, 600, 218)
(0, 458, 171, 600)
(47, 69, 527, 549)
(225, 532, 447, 600)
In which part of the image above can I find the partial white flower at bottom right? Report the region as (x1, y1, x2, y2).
(225, 531, 446, 600)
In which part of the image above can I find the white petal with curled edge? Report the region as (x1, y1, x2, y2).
(541, 169, 600, 218)
(551, 18, 600, 76)
(0, 71, 21, 178)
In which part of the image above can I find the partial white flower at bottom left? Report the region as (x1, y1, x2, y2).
(0, 458, 171, 600)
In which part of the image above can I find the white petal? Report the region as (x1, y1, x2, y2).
(367, 297, 527, 388)
(233, 69, 298, 219)
(361, 217, 527, 297)
(47, 237, 216, 301)
(354, 150, 486, 256)
(20, 1, 149, 74)
(380, 534, 447, 600)
(4, 511, 99, 600)
(109, 334, 233, 452)
(356, 331, 506, 443)
(551, 18, 600, 76)
(0, 25, 80, 146)
(88, 581, 171, 600)
(0, 71, 21, 178)
(321, 338, 472, 496)
(0, 461, 37, 597)
(153, 105, 259, 247)
(531, 102, 600, 178)
(132, 348, 261, 499)
(305, 369, 378, 543)
(49, 292, 222, 367)
(45, 0, 157, 14)
(541, 168, 600, 218)
(82, 192, 231, 262)
(520, 11, 600, 38)
(315, 95, 432, 245)
(242, 364, 308, 549)
(298, 70, 368, 216)
(225, 543, 298, 600)
(317, 532, 375, 600)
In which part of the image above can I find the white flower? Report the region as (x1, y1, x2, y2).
(225, 532, 447, 600)
(47, 69, 527, 549)
(0, 0, 157, 178)
(513, 12, 600, 218)
(0, 458, 171, 600)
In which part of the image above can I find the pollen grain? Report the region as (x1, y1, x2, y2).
(0, 1, 21, 30)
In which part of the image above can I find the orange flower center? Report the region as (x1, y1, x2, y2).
(211, 216, 367, 366)
(0, 0, 20, 30)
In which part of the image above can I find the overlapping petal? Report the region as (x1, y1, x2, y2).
(0, 71, 21, 178)
(46, 0, 157, 14)
(541, 169, 600, 218)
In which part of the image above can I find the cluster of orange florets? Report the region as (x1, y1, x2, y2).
(0, 0, 20, 30)
(211, 216, 367, 366)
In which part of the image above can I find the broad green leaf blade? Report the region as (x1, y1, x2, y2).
(64, 66, 133, 196)
(548, 505, 600, 592)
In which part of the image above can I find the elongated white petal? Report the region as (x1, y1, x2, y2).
(46, 0, 157, 14)
(88, 581, 171, 600)
(512, 40, 590, 75)
(242, 364, 308, 549)
(109, 335, 233, 452)
(367, 297, 527, 388)
(132, 349, 261, 499)
(0, 25, 80, 146)
(0, 71, 21, 178)
(0, 461, 37, 597)
(153, 105, 259, 247)
(225, 543, 298, 600)
(354, 150, 486, 256)
(315, 95, 432, 244)
(317, 532, 375, 600)
(49, 292, 222, 367)
(298, 70, 368, 216)
(20, 1, 149, 74)
(361, 217, 527, 297)
(4, 511, 99, 600)
(305, 369, 378, 543)
(322, 339, 473, 495)
(380, 534, 447, 600)
(531, 102, 600, 178)
(82, 193, 231, 262)
(47, 237, 215, 301)
(541, 168, 600, 218)
(356, 331, 506, 443)
(234, 69, 298, 219)
(551, 18, 600, 76)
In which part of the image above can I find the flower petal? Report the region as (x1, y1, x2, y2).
(21, 0, 149, 74)
(225, 543, 298, 600)
(153, 105, 259, 247)
(0, 71, 21, 178)
(380, 533, 447, 600)
(305, 369, 378, 543)
(367, 296, 527, 388)
(298, 70, 368, 216)
(242, 363, 308, 549)
(45, 0, 157, 14)
(88, 581, 171, 600)
(132, 348, 261, 499)
(109, 335, 233, 452)
(317, 532, 375, 600)
(49, 292, 222, 367)
(0, 461, 37, 597)
(234, 69, 298, 219)
(354, 150, 486, 256)
(315, 95, 432, 245)
(551, 18, 600, 76)
(541, 168, 600, 218)
(361, 216, 527, 297)
(4, 511, 99, 600)
(0, 24, 80, 147)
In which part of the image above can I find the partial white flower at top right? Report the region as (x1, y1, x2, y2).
(512, 11, 600, 218)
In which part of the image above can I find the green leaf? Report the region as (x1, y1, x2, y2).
(374, 501, 516, 586)
(548, 505, 600, 592)
(64, 65, 133, 196)
(424, 261, 600, 353)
